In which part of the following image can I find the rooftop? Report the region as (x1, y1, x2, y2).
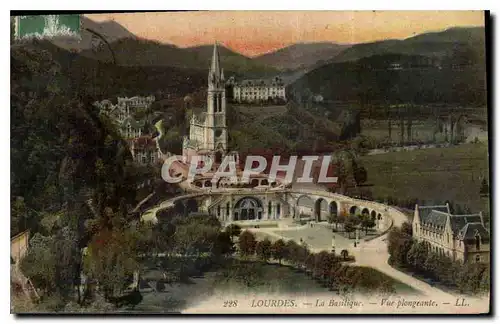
(234, 77, 285, 87)
(416, 204, 487, 238)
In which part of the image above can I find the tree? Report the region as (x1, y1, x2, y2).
(173, 221, 219, 256)
(83, 227, 140, 300)
(225, 224, 242, 243)
(340, 249, 349, 260)
(353, 166, 368, 186)
(361, 218, 376, 235)
(400, 109, 405, 144)
(20, 233, 57, 294)
(406, 241, 429, 271)
(480, 178, 489, 196)
(344, 222, 355, 239)
(407, 109, 413, 142)
(296, 244, 310, 271)
(255, 238, 272, 263)
(387, 226, 413, 267)
(479, 266, 490, 293)
(271, 239, 287, 265)
(336, 213, 346, 230)
(327, 213, 338, 230)
(313, 251, 338, 281)
(284, 240, 301, 267)
(423, 252, 440, 276)
(401, 222, 413, 237)
(213, 231, 235, 258)
(387, 106, 392, 140)
(238, 231, 257, 257)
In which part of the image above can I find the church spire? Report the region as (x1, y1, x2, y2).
(210, 42, 221, 80)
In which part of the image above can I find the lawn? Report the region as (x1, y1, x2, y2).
(211, 260, 418, 296)
(361, 143, 490, 215)
(211, 260, 328, 295)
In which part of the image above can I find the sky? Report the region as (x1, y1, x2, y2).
(86, 11, 485, 57)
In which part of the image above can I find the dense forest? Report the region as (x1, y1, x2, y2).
(289, 52, 487, 106)
(13, 39, 207, 101)
(11, 42, 169, 309)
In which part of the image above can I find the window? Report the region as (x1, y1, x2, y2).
(475, 235, 481, 250)
(475, 254, 481, 263)
(142, 156, 147, 164)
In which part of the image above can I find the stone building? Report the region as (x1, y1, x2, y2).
(120, 117, 145, 139)
(128, 136, 160, 165)
(412, 203, 490, 263)
(182, 43, 232, 165)
(94, 95, 155, 139)
(230, 76, 286, 104)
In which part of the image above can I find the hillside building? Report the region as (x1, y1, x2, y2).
(129, 136, 160, 165)
(412, 203, 490, 264)
(94, 95, 155, 139)
(229, 76, 286, 104)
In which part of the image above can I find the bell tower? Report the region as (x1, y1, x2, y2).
(205, 42, 228, 160)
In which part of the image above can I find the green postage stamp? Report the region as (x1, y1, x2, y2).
(14, 14, 81, 40)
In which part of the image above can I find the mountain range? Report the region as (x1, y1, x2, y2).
(14, 39, 207, 101)
(253, 42, 350, 71)
(51, 18, 484, 81)
(31, 16, 486, 106)
(330, 26, 485, 63)
(80, 38, 278, 78)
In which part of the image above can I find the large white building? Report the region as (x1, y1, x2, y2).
(230, 76, 286, 104)
(182, 43, 230, 164)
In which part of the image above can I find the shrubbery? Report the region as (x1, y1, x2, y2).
(237, 231, 394, 294)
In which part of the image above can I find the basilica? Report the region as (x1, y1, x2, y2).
(182, 43, 231, 166)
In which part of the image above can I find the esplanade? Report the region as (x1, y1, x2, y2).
(141, 187, 399, 231)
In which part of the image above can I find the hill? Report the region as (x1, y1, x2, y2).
(80, 38, 278, 78)
(15, 39, 207, 101)
(254, 42, 350, 71)
(288, 52, 487, 106)
(331, 27, 485, 64)
(50, 16, 137, 51)
(11, 43, 141, 235)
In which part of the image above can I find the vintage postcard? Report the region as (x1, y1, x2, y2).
(10, 11, 490, 315)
